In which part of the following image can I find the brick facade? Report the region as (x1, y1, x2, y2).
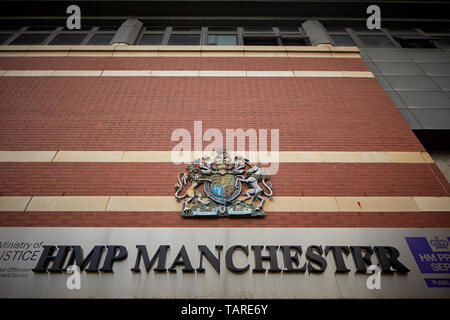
(0, 50, 448, 227)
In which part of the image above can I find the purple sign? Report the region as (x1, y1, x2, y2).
(424, 278, 450, 288)
(405, 237, 450, 274)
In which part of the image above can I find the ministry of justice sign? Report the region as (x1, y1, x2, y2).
(0, 227, 449, 299)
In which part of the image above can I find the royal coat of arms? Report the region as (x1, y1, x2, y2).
(174, 149, 273, 217)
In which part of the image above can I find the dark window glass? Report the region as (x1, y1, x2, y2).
(326, 27, 347, 33)
(386, 28, 418, 35)
(435, 37, 450, 48)
(395, 37, 437, 48)
(208, 27, 236, 32)
(88, 34, 114, 45)
(145, 27, 166, 32)
(281, 37, 308, 46)
(279, 27, 300, 32)
(243, 36, 278, 45)
(207, 34, 237, 45)
(0, 26, 20, 31)
(244, 27, 273, 33)
(10, 33, 50, 45)
(331, 35, 356, 46)
(0, 34, 12, 44)
(421, 28, 450, 33)
(62, 26, 92, 31)
(49, 34, 87, 45)
(359, 35, 395, 47)
(172, 27, 201, 31)
(352, 27, 382, 33)
(139, 34, 163, 45)
(98, 26, 118, 31)
(26, 26, 56, 31)
(168, 34, 200, 45)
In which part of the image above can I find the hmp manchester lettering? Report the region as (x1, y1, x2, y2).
(31, 244, 410, 273)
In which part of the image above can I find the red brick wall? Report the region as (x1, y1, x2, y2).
(0, 55, 448, 228)
(0, 162, 447, 196)
(0, 76, 421, 151)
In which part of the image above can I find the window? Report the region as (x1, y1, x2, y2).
(208, 27, 236, 32)
(245, 27, 273, 33)
(0, 34, 12, 44)
(394, 37, 437, 48)
(62, 26, 92, 31)
(435, 37, 450, 48)
(98, 26, 118, 31)
(168, 34, 200, 45)
(386, 28, 418, 35)
(421, 28, 450, 33)
(281, 37, 308, 46)
(10, 33, 50, 45)
(243, 36, 278, 45)
(326, 27, 347, 33)
(331, 35, 356, 46)
(88, 34, 114, 45)
(172, 27, 201, 32)
(279, 27, 299, 32)
(358, 35, 395, 47)
(244, 36, 278, 46)
(0, 26, 20, 31)
(49, 34, 87, 45)
(145, 27, 166, 32)
(139, 34, 163, 45)
(26, 26, 56, 31)
(207, 34, 237, 45)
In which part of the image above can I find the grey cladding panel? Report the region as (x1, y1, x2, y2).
(375, 62, 425, 76)
(411, 109, 450, 129)
(364, 62, 381, 75)
(365, 49, 411, 62)
(431, 77, 450, 91)
(375, 75, 394, 91)
(385, 91, 405, 108)
(419, 63, 450, 76)
(386, 76, 441, 91)
(406, 49, 450, 63)
(398, 92, 450, 109)
(398, 109, 422, 129)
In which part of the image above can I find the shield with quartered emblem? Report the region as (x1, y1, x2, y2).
(204, 173, 241, 205)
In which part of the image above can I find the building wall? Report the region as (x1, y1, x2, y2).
(0, 45, 449, 228)
(361, 48, 450, 130)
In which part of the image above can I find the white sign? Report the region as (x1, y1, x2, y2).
(0, 228, 449, 299)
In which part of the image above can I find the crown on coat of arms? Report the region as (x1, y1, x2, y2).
(430, 237, 449, 250)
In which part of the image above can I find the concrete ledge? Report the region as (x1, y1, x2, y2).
(0, 45, 361, 57)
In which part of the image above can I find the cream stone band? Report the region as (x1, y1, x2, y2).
(0, 151, 434, 163)
(0, 196, 449, 212)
